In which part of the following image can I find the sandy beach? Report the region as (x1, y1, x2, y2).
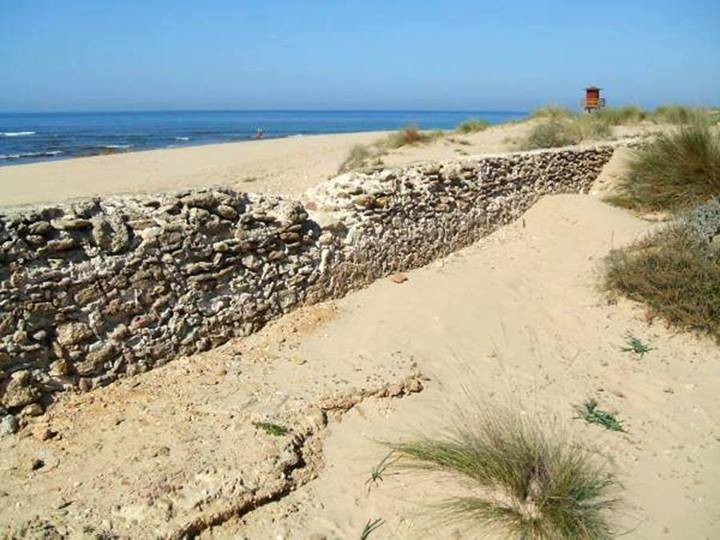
(0, 120, 667, 208)
(0, 131, 388, 207)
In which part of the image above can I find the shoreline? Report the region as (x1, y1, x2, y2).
(0, 130, 379, 167)
(0, 129, 392, 207)
(0, 118, 661, 208)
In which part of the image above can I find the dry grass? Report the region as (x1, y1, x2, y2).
(338, 125, 445, 172)
(606, 121, 720, 212)
(605, 218, 720, 340)
(530, 106, 575, 121)
(520, 120, 580, 150)
(338, 144, 374, 173)
(593, 106, 648, 125)
(384, 124, 444, 149)
(653, 105, 701, 125)
(456, 118, 491, 134)
(388, 405, 620, 539)
(521, 106, 615, 150)
(520, 117, 612, 150)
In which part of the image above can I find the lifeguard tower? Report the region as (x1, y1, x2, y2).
(582, 87, 606, 112)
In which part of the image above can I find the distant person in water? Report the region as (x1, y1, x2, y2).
(254, 128, 264, 140)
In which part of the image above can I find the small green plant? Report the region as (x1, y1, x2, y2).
(252, 421, 289, 436)
(389, 405, 620, 538)
(576, 400, 625, 432)
(360, 518, 384, 539)
(622, 334, 651, 358)
(365, 451, 397, 492)
(456, 118, 490, 133)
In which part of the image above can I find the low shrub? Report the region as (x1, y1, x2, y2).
(605, 215, 720, 340)
(384, 125, 442, 149)
(389, 405, 620, 539)
(456, 118, 490, 134)
(606, 121, 720, 211)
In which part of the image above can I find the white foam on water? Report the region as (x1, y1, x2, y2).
(0, 150, 63, 160)
(1, 131, 36, 137)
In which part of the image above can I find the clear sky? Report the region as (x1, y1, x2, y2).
(2, 0, 718, 112)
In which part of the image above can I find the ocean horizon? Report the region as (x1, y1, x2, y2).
(0, 109, 527, 166)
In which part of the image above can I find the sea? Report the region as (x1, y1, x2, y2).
(0, 110, 527, 166)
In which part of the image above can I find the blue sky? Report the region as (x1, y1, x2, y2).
(2, 0, 718, 111)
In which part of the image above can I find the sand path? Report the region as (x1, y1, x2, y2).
(214, 195, 720, 539)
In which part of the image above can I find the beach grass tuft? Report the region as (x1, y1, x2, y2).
(384, 124, 443, 149)
(593, 106, 648, 125)
(456, 118, 491, 134)
(521, 110, 614, 150)
(338, 144, 374, 173)
(653, 105, 701, 125)
(520, 119, 580, 150)
(388, 405, 620, 539)
(605, 217, 720, 340)
(360, 518, 385, 539)
(573, 115, 613, 140)
(606, 121, 720, 212)
(530, 105, 575, 121)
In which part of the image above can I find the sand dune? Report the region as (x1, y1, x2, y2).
(3, 195, 717, 538)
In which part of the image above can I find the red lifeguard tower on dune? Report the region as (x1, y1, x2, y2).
(582, 86, 606, 112)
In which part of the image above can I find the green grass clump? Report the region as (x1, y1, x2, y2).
(576, 400, 625, 432)
(607, 121, 720, 212)
(388, 406, 620, 539)
(456, 118, 491, 134)
(521, 120, 580, 150)
(521, 114, 613, 150)
(653, 105, 700, 125)
(252, 421, 289, 436)
(594, 106, 648, 125)
(605, 221, 720, 340)
(530, 105, 575, 121)
(573, 115, 613, 140)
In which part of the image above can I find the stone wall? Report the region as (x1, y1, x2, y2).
(0, 145, 615, 422)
